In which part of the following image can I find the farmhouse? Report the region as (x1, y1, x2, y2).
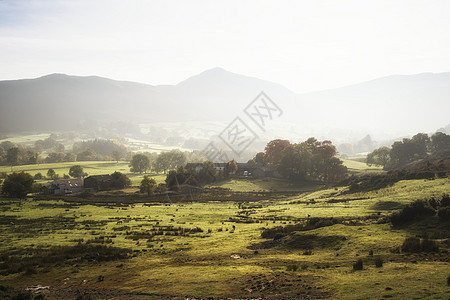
(186, 162, 227, 171)
(49, 178, 84, 195)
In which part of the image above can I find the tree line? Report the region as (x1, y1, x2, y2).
(367, 132, 450, 169)
(248, 138, 347, 183)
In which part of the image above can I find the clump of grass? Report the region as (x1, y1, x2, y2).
(353, 259, 363, 270)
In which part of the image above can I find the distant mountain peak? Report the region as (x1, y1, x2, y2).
(203, 67, 228, 73)
(39, 73, 69, 79)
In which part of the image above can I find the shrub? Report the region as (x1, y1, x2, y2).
(401, 237, 439, 252)
(375, 256, 383, 268)
(353, 259, 363, 270)
(401, 237, 421, 252)
(34, 172, 43, 180)
(390, 200, 435, 226)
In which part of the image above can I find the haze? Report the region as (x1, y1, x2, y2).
(1, 0, 450, 93)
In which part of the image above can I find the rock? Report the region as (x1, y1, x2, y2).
(26, 285, 50, 294)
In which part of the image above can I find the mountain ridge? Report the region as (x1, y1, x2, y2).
(0, 68, 449, 138)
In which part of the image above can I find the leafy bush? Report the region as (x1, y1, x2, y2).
(390, 200, 435, 226)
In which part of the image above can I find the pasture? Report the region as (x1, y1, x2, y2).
(0, 165, 449, 299)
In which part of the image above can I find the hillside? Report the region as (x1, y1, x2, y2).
(1, 69, 449, 138)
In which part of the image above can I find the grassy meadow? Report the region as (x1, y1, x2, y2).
(0, 161, 449, 299)
(0, 161, 167, 187)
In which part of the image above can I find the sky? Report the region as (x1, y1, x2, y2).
(1, 0, 450, 93)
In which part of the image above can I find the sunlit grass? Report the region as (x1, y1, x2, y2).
(0, 170, 449, 298)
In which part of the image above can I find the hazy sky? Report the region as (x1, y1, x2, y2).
(1, 0, 450, 93)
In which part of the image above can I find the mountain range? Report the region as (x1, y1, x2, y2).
(0, 68, 449, 140)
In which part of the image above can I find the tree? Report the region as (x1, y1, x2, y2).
(76, 148, 97, 161)
(54, 143, 65, 152)
(224, 159, 238, 177)
(34, 172, 43, 180)
(111, 171, 131, 189)
(366, 147, 391, 168)
(154, 153, 170, 173)
(47, 168, 57, 180)
(248, 152, 266, 165)
(264, 139, 291, 167)
(430, 132, 450, 156)
(6, 147, 19, 171)
(165, 167, 199, 190)
(45, 152, 65, 163)
(411, 133, 430, 157)
(64, 153, 76, 162)
(140, 175, 157, 196)
(278, 138, 347, 183)
(278, 143, 312, 180)
(197, 160, 216, 184)
(1, 172, 34, 198)
(154, 150, 187, 173)
(129, 154, 150, 173)
(69, 165, 87, 178)
(112, 150, 122, 163)
(73, 139, 127, 157)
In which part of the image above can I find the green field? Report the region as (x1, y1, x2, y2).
(341, 159, 384, 175)
(0, 163, 449, 299)
(0, 161, 167, 187)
